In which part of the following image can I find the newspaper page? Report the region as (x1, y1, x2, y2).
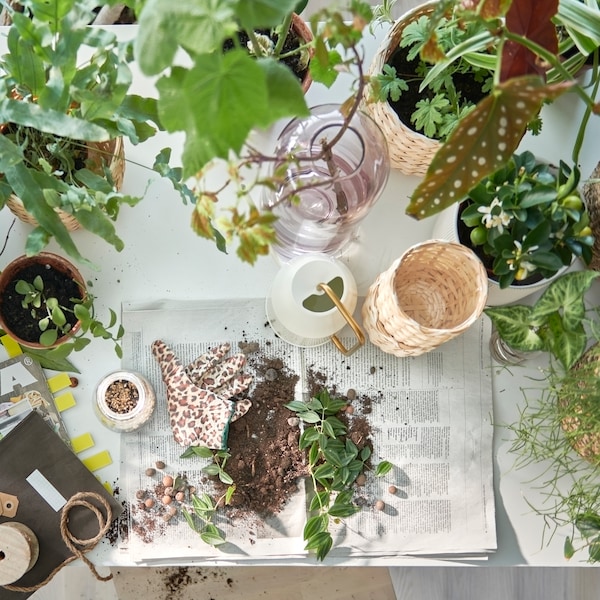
(120, 298, 496, 563)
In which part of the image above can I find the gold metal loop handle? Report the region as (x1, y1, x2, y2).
(317, 282, 365, 356)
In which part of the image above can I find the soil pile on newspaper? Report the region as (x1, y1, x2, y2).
(213, 353, 375, 516)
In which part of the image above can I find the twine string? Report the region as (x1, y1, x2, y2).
(2, 491, 113, 592)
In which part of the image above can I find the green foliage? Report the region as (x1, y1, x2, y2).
(179, 446, 235, 545)
(458, 151, 594, 288)
(507, 345, 600, 563)
(407, 0, 600, 221)
(484, 270, 600, 370)
(14, 272, 124, 359)
(286, 389, 390, 561)
(370, 11, 495, 142)
(0, 0, 183, 265)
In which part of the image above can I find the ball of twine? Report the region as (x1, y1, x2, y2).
(2, 491, 113, 593)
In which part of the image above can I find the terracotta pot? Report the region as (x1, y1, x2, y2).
(291, 12, 314, 94)
(0, 253, 86, 349)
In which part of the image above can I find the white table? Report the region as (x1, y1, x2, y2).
(1, 25, 598, 568)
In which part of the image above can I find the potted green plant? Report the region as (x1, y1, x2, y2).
(132, 0, 378, 263)
(0, 0, 184, 265)
(0, 253, 124, 370)
(484, 269, 600, 369)
(432, 150, 595, 304)
(405, 0, 600, 222)
(365, 0, 497, 174)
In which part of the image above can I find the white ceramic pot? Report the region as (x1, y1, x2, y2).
(432, 204, 572, 306)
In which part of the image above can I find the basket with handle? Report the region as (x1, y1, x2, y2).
(362, 240, 488, 357)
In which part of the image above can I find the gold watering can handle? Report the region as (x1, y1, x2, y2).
(317, 282, 365, 356)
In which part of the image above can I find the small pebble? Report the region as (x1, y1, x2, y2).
(287, 417, 300, 427)
(164, 486, 174, 496)
(388, 485, 397, 495)
(345, 404, 354, 415)
(144, 498, 155, 509)
(155, 460, 166, 469)
(145, 468, 156, 477)
(374, 500, 385, 511)
(135, 490, 146, 500)
(265, 368, 278, 381)
(168, 506, 178, 516)
(162, 495, 172, 505)
(355, 473, 366, 486)
(347, 388, 357, 401)
(175, 491, 185, 502)
(162, 513, 173, 522)
(370, 366, 376, 375)
(163, 475, 174, 487)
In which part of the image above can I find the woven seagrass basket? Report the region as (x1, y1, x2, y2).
(582, 160, 600, 270)
(6, 136, 126, 232)
(362, 240, 488, 357)
(559, 343, 600, 465)
(362, 1, 440, 175)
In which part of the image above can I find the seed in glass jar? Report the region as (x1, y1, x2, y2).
(144, 498, 155, 509)
(155, 460, 166, 469)
(374, 500, 385, 511)
(145, 468, 156, 477)
(163, 475, 174, 487)
(105, 379, 140, 414)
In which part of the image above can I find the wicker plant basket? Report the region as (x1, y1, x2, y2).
(362, 240, 488, 357)
(362, 1, 440, 175)
(6, 136, 126, 232)
(559, 343, 600, 465)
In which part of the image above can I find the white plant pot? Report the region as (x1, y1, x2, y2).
(431, 204, 572, 306)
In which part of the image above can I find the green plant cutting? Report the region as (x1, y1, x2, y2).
(285, 389, 392, 561)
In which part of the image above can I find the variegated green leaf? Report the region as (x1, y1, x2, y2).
(407, 76, 573, 219)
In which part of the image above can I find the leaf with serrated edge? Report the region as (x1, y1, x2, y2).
(407, 76, 573, 220)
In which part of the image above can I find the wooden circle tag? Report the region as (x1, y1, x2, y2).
(0, 522, 39, 586)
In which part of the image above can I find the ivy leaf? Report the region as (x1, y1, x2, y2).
(407, 76, 573, 219)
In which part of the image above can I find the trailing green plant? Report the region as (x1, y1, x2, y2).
(179, 445, 235, 546)
(370, 5, 496, 141)
(285, 389, 392, 561)
(484, 269, 600, 369)
(405, 0, 600, 221)
(14, 273, 124, 359)
(0, 0, 188, 265)
(459, 150, 594, 288)
(506, 345, 600, 563)
(133, 0, 375, 263)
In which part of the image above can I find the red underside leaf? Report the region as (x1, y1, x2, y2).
(501, 0, 559, 81)
(406, 75, 573, 220)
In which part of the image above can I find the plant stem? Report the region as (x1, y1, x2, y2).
(273, 11, 294, 57)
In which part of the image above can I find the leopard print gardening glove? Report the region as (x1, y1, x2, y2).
(151, 340, 252, 450)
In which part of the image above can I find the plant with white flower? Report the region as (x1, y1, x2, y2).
(459, 151, 594, 288)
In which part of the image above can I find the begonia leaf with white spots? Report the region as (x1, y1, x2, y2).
(407, 75, 573, 220)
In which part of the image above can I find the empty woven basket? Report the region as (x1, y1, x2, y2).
(362, 1, 440, 175)
(362, 240, 488, 357)
(6, 136, 125, 232)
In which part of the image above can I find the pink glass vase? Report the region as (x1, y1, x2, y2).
(262, 104, 390, 261)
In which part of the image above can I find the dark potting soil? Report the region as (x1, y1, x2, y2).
(222, 28, 309, 84)
(386, 45, 488, 139)
(0, 262, 82, 343)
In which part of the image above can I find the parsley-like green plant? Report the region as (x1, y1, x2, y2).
(179, 445, 236, 547)
(285, 389, 392, 561)
(370, 9, 496, 141)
